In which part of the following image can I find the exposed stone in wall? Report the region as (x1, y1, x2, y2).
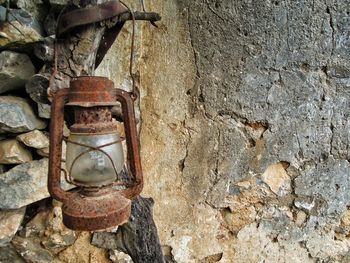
(0, 159, 73, 209)
(0, 207, 25, 246)
(0, 51, 35, 94)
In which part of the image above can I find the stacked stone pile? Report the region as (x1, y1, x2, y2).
(0, 1, 133, 262)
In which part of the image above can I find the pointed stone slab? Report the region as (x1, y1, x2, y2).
(0, 7, 43, 50)
(0, 96, 47, 134)
(0, 207, 26, 246)
(0, 158, 74, 209)
(0, 244, 25, 263)
(0, 139, 32, 164)
(0, 51, 35, 94)
(17, 130, 49, 149)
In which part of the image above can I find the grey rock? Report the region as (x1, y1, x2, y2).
(294, 196, 316, 212)
(0, 6, 44, 36)
(0, 207, 25, 246)
(25, 74, 50, 104)
(261, 162, 291, 196)
(36, 140, 66, 161)
(17, 130, 49, 149)
(0, 7, 43, 50)
(12, 236, 54, 263)
(36, 146, 49, 158)
(92, 232, 119, 250)
(0, 158, 73, 209)
(0, 51, 35, 94)
(109, 250, 134, 263)
(295, 157, 350, 216)
(34, 39, 54, 62)
(305, 232, 348, 259)
(37, 103, 50, 119)
(0, 244, 25, 262)
(0, 96, 46, 134)
(0, 139, 32, 164)
(21, 205, 77, 255)
(11, 0, 49, 23)
(48, 0, 69, 10)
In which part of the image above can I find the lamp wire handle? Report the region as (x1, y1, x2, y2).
(49, 1, 139, 100)
(120, 1, 138, 101)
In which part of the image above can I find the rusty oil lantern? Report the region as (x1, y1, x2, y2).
(48, 76, 143, 231)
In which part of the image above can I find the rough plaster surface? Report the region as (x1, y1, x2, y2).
(139, 0, 350, 262)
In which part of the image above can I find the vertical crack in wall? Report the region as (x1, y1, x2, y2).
(326, 5, 336, 57)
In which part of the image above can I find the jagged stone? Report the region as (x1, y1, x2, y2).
(0, 7, 43, 50)
(17, 130, 49, 149)
(36, 140, 66, 161)
(294, 196, 315, 212)
(36, 146, 49, 157)
(57, 232, 111, 263)
(12, 236, 54, 263)
(295, 157, 350, 216)
(0, 158, 73, 209)
(37, 103, 51, 119)
(231, 223, 314, 263)
(0, 6, 44, 35)
(0, 51, 35, 94)
(25, 74, 50, 104)
(261, 163, 291, 196)
(34, 38, 55, 62)
(341, 210, 350, 226)
(0, 207, 25, 246)
(11, 0, 49, 23)
(109, 250, 134, 263)
(0, 96, 47, 134)
(20, 204, 76, 255)
(295, 211, 307, 227)
(0, 139, 32, 164)
(221, 206, 257, 234)
(306, 232, 349, 259)
(41, 207, 76, 253)
(0, 244, 25, 263)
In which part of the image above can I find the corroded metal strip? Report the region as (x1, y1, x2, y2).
(48, 88, 72, 203)
(115, 89, 144, 198)
(56, 1, 127, 36)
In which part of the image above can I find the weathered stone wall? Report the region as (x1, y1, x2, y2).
(140, 0, 350, 262)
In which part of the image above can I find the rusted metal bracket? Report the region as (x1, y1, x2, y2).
(56, 1, 127, 36)
(56, 0, 161, 68)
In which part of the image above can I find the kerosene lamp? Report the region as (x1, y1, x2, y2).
(48, 76, 143, 231)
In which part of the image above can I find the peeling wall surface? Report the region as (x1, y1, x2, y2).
(140, 0, 350, 262)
